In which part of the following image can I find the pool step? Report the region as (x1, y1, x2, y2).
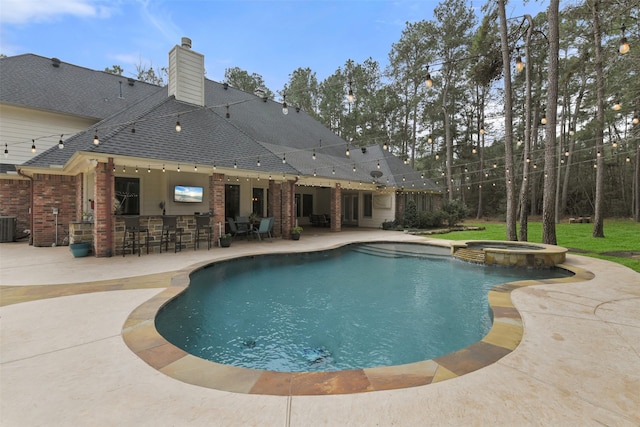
(453, 248, 486, 264)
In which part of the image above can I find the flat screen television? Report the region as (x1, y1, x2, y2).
(174, 185, 203, 203)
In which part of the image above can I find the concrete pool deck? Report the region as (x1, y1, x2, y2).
(1, 229, 639, 426)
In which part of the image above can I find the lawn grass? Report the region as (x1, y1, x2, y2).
(430, 219, 640, 273)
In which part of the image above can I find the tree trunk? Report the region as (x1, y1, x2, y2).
(497, 0, 517, 240)
(561, 72, 586, 215)
(541, 0, 560, 245)
(591, 0, 605, 238)
(519, 15, 533, 242)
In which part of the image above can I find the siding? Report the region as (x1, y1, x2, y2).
(0, 104, 95, 165)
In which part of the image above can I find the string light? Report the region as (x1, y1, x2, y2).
(58, 135, 64, 149)
(31, 139, 36, 153)
(383, 141, 388, 150)
(233, 160, 237, 168)
(620, 24, 630, 55)
(4, 143, 8, 158)
(93, 132, 99, 145)
(256, 158, 261, 167)
(613, 96, 621, 111)
(175, 116, 181, 132)
(162, 164, 165, 173)
(226, 105, 230, 119)
(425, 66, 433, 88)
(282, 154, 286, 164)
(345, 146, 350, 157)
(347, 81, 354, 104)
(148, 165, 151, 173)
(177, 164, 181, 172)
(312, 149, 316, 160)
(282, 94, 288, 115)
(194, 164, 198, 172)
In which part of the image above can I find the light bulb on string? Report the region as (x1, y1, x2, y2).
(347, 81, 354, 104)
(4, 143, 8, 158)
(282, 95, 288, 115)
(620, 24, 630, 55)
(58, 135, 64, 149)
(613, 96, 621, 111)
(93, 132, 99, 145)
(175, 117, 181, 132)
(31, 139, 36, 153)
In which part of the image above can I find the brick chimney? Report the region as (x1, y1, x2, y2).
(168, 37, 205, 106)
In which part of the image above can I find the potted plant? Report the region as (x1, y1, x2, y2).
(219, 233, 233, 247)
(69, 241, 91, 257)
(291, 225, 303, 240)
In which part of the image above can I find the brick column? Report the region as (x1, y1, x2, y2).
(268, 180, 282, 237)
(93, 159, 114, 257)
(281, 180, 296, 238)
(330, 183, 341, 232)
(210, 173, 225, 241)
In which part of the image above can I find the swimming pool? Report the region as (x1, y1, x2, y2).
(155, 243, 572, 372)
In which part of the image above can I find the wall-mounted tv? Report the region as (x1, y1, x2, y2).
(174, 185, 203, 203)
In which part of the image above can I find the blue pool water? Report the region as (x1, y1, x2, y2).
(155, 243, 571, 372)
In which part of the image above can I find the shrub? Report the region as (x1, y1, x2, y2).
(403, 199, 419, 228)
(418, 210, 444, 228)
(382, 220, 398, 230)
(441, 199, 469, 227)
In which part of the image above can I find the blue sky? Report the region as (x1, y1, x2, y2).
(0, 0, 543, 92)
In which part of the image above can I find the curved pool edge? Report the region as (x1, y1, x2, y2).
(121, 243, 595, 396)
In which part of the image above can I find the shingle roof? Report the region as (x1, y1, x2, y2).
(0, 54, 162, 120)
(17, 57, 440, 191)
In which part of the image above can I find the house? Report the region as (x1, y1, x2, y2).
(0, 38, 441, 256)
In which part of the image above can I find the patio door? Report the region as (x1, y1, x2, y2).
(342, 194, 358, 226)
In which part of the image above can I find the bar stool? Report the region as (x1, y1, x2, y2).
(160, 215, 183, 253)
(122, 216, 148, 257)
(194, 215, 212, 250)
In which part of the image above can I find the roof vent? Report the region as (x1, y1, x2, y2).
(51, 57, 61, 68)
(127, 77, 135, 86)
(181, 37, 192, 49)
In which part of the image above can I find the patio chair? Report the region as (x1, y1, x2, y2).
(236, 216, 250, 233)
(122, 216, 148, 257)
(252, 217, 273, 241)
(227, 217, 249, 239)
(160, 215, 183, 253)
(194, 215, 212, 250)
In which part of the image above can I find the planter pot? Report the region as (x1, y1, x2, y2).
(70, 242, 91, 258)
(219, 238, 232, 247)
(291, 233, 301, 241)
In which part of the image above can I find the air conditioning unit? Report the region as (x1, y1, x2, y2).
(0, 216, 16, 242)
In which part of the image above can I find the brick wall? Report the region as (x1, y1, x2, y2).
(0, 177, 31, 240)
(31, 173, 79, 246)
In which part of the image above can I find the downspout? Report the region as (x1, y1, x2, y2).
(17, 167, 34, 245)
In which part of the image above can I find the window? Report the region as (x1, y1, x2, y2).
(363, 193, 372, 217)
(114, 177, 140, 215)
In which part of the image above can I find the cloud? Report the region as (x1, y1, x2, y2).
(138, 0, 181, 44)
(0, 0, 113, 24)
